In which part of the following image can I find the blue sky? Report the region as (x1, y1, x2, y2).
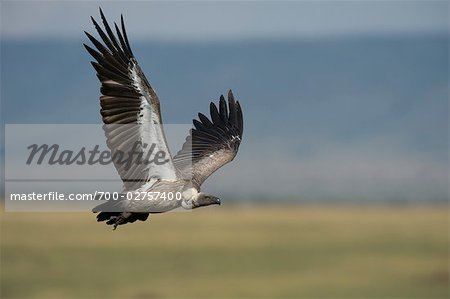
(1, 1, 448, 41)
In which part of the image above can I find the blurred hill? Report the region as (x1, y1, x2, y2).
(1, 34, 448, 201)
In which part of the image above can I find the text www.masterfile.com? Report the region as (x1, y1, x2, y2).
(10, 192, 99, 201)
(9, 191, 183, 201)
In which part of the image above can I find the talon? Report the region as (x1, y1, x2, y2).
(112, 216, 126, 230)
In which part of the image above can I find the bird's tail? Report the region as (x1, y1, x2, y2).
(92, 200, 150, 230)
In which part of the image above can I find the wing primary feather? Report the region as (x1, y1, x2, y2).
(99, 8, 129, 64)
(91, 61, 129, 84)
(84, 44, 103, 63)
(193, 119, 205, 131)
(84, 31, 111, 57)
(121, 14, 135, 58)
(198, 113, 214, 127)
(90, 16, 116, 53)
(209, 102, 222, 125)
(114, 22, 132, 58)
(99, 9, 120, 50)
(236, 101, 244, 136)
(84, 33, 128, 75)
(86, 44, 129, 78)
(227, 90, 237, 126)
(219, 96, 228, 123)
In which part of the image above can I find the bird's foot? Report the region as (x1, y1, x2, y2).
(106, 215, 126, 230)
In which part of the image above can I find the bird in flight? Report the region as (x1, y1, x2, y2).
(84, 8, 243, 229)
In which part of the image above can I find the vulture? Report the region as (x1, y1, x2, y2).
(84, 8, 243, 229)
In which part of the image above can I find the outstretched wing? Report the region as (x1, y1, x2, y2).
(173, 90, 243, 188)
(84, 9, 178, 191)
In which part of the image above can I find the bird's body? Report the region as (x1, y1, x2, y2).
(85, 9, 243, 229)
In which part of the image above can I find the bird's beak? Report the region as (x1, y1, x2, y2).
(214, 197, 221, 205)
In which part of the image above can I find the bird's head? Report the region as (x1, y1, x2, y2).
(191, 192, 221, 209)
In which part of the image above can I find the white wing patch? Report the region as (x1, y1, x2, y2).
(130, 64, 178, 182)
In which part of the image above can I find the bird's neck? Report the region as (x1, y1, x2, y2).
(181, 187, 199, 210)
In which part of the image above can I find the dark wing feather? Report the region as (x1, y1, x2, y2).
(173, 90, 244, 188)
(85, 8, 177, 191)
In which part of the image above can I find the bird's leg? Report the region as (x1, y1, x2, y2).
(113, 220, 120, 230)
(107, 214, 127, 230)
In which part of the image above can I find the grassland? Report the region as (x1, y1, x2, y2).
(1, 204, 448, 299)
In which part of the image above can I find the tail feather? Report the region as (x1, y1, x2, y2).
(97, 211, 120, 222)
(93, 200, 150, 229)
